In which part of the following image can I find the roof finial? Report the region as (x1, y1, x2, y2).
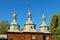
(28, 4, 30, 11)
(42, 10, 46, 23)
(42, 10, 45, 19)
(13, 8, 16, 18)
(28, 4, 31, 17)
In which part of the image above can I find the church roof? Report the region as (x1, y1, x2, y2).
(26, 21, 34, 24)
(8, 29, 20, 32)
(8, 11, 20, 32)
(40, 22, 48, 26)
(8, 8, 51, 33)
(39, 13, 50, 33)
(40, 30, 51, 33)
(22, 29, 37, 32)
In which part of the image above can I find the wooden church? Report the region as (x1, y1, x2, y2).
(7, 8, 54, 40)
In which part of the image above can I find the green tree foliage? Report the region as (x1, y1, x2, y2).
(50, 14, 60, 40)
(56, 14, 60, 34)
(0, 20, 10, 34)
(50, 14, 58, 34)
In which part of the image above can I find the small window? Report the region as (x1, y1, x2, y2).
(32, 35, 36, 40)
(31, 26, 33, 29)
(46, 36, 49, 40)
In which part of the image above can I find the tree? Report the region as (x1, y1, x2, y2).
(56, 14, 60, 34)
(0, 20, 10, 34)
(50, 14, 58, 34)
(50, 14, 60, 40)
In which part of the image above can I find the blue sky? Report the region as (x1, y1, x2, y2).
(0, 0, 60, 30)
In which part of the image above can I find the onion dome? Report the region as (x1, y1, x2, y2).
(40, 14, 48, 26)
(8, 11, 20, 32)
(25, 8, 34, 24)
(22, 7, 37, 32)
(39, 14, 50, 33)
(11, 11, 18, 25)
